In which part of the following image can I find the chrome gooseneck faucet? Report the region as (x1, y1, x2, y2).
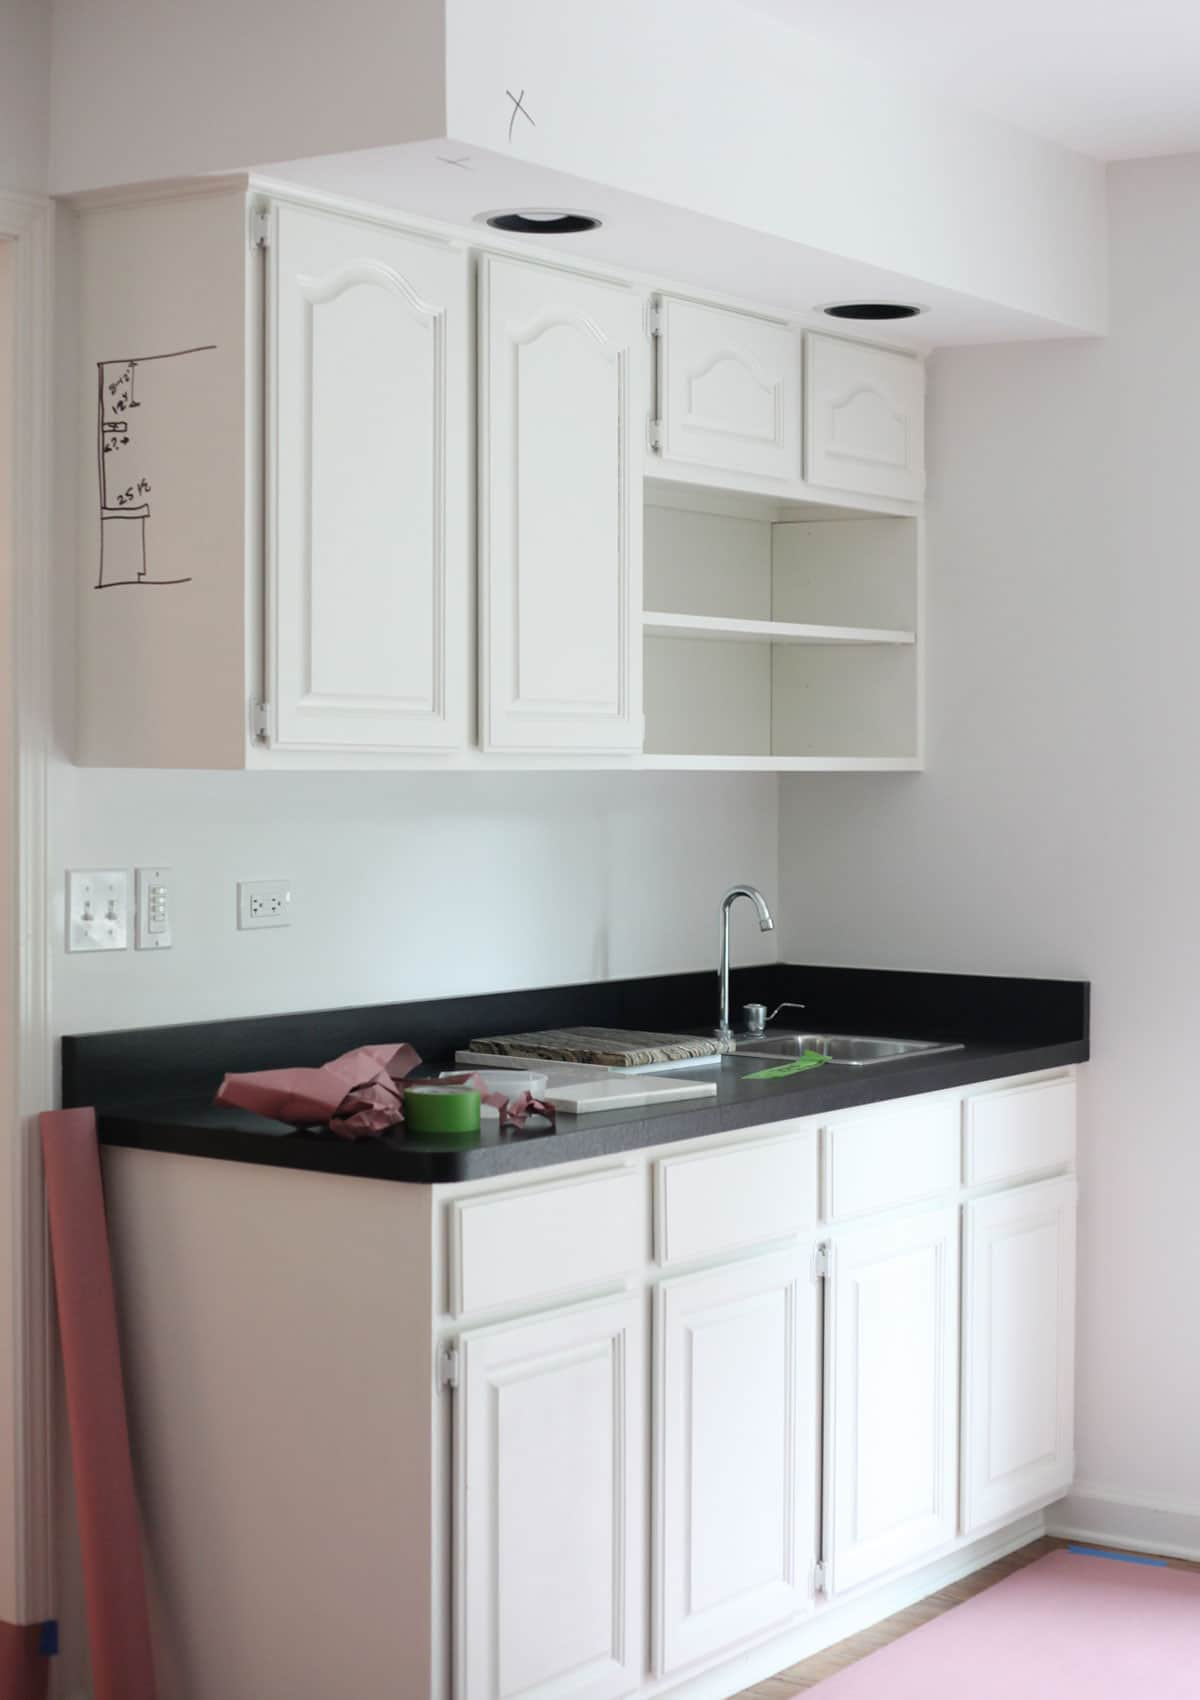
(717, 885, 775, 1040)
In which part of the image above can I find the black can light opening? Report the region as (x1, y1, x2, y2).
(483, 210, 602, 235)
(823, 301, 923, 321)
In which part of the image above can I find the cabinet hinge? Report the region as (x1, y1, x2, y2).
(813, 1559, 828, 1594)
(647, 417, 663, 453)
(646, 300, 663, 337)
(250, 209, 272, 250)
(250, 701, 273, 743)
(813, 1243, 831, 1281)
(437, 1345, 460, 1393)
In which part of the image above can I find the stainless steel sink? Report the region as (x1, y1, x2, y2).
(734, 1031, 964, 1067)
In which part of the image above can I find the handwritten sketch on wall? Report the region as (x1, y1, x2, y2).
(95, 343, 217, 589)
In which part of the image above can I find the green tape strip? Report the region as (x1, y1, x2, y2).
(742, 1052, 828, 1080)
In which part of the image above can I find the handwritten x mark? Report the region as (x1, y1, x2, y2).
(506, 88, 535, 142)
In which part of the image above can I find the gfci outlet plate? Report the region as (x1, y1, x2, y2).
(238, 879, 292, 930)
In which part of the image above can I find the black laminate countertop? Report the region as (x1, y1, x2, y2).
(65, 964, 1089, 1184)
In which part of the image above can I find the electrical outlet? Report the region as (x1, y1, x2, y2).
(238, 879, 292, 930)
(67, 869, 128, 952)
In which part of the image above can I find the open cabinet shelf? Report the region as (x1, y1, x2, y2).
(642, 611, 915, 647)
(643, 494, 923, 768)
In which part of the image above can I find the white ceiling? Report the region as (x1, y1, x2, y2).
(740, 0, 1200, 160)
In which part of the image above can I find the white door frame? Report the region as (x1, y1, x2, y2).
(0, 189, 55, 1626)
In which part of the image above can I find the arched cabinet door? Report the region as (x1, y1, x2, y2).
(269, 203, 471, 751)
(478, 255, 645, 754)
(805, 331, 926, 501)
(655, 296, 801, 482)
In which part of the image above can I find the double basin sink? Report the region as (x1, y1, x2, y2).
(733, 1031, 964, 1067)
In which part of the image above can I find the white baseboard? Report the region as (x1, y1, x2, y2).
(654, 1511, 1047, 1700)
(1047, 1490, 1200, 1564)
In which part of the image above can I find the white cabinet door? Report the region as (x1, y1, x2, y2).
(269, 203, 470, 751)
(805, 332, 925, 501)
(454, 1293, 646, 1700)
(656, 297, 801, 482)
(824, 1207, 959, 1594)
(655, 1248, 817, 1676)
(962, 1178, 1077, 1533)
(479, 255, 645, 753)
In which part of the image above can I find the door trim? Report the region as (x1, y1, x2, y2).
(0, 189, 55, 1624)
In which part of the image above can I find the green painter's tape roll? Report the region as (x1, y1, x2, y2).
(404, 1084, 482, 1140)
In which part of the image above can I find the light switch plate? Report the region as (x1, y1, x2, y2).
(135, 866, 172, 950)
(67, 869, 128, 952)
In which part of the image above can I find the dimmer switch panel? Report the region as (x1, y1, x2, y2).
(135, 867, 172, 950)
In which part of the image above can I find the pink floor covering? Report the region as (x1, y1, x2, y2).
(805, 1548, 1200, 1698)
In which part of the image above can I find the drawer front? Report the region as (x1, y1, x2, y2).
(965, 1078, 1076, 1187)
(656, 1127, 818, 1265)
(825, 1098, 959, 1221)
(449, 1167, 644, 1318)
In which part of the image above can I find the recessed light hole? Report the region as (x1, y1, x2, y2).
(823, 302, 923, 321)
(483, 210, 601, 236)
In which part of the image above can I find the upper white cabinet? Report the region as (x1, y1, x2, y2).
(269, 204, 471, 751)
(454, 1292, 646, 1700)
(961, 1176, 1077, 1533)
(805, 332, 926, 501)
(823, 1206, 959, 1594)
(654, 1247, 817, 1675)
(478, 255, 645, 754)
(654, 297, 801, 483)
(73, 176, 927, 772)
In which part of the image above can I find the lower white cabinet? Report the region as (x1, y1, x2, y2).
(961, 1176, 1077, 1533)
(654, 1248, 818, 1675)
(823, 1206, 960, 1594)
(453, 1292, 646, 1700)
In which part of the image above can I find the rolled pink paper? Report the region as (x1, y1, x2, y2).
(40, 1107, 156, 1700)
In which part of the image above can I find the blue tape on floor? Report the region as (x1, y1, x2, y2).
(1067, 1543, 1167, 1567)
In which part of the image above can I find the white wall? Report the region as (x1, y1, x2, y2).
(779, 151, 1200, 1522)
(51, 769, 779, 1039)
(0, 0, 50, 194)
(48, 0, 445, 194)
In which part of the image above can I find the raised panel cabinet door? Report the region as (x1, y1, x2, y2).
(657, 297, 801, 482)
(269, 203, 470, 751)
(479, 255, 645, 753)
(805, 333, 925, 501)
(655, 1248, 818, 1676)
(962, 1177, 1077, 1533)
(454, 1293, 646, 1700)
(824, 1207, 959, 1594)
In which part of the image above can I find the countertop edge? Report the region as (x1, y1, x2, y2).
(96, 1037, 1089, 1184)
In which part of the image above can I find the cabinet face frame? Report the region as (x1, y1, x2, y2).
(452, 1290, 646, 1700)
(477, 253, 646, 754)
(960, 1175, 1077, 1533)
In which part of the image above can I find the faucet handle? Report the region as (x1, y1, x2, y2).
(766, 1000, 806, 1027)
(742, 1003, 768, 1035)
